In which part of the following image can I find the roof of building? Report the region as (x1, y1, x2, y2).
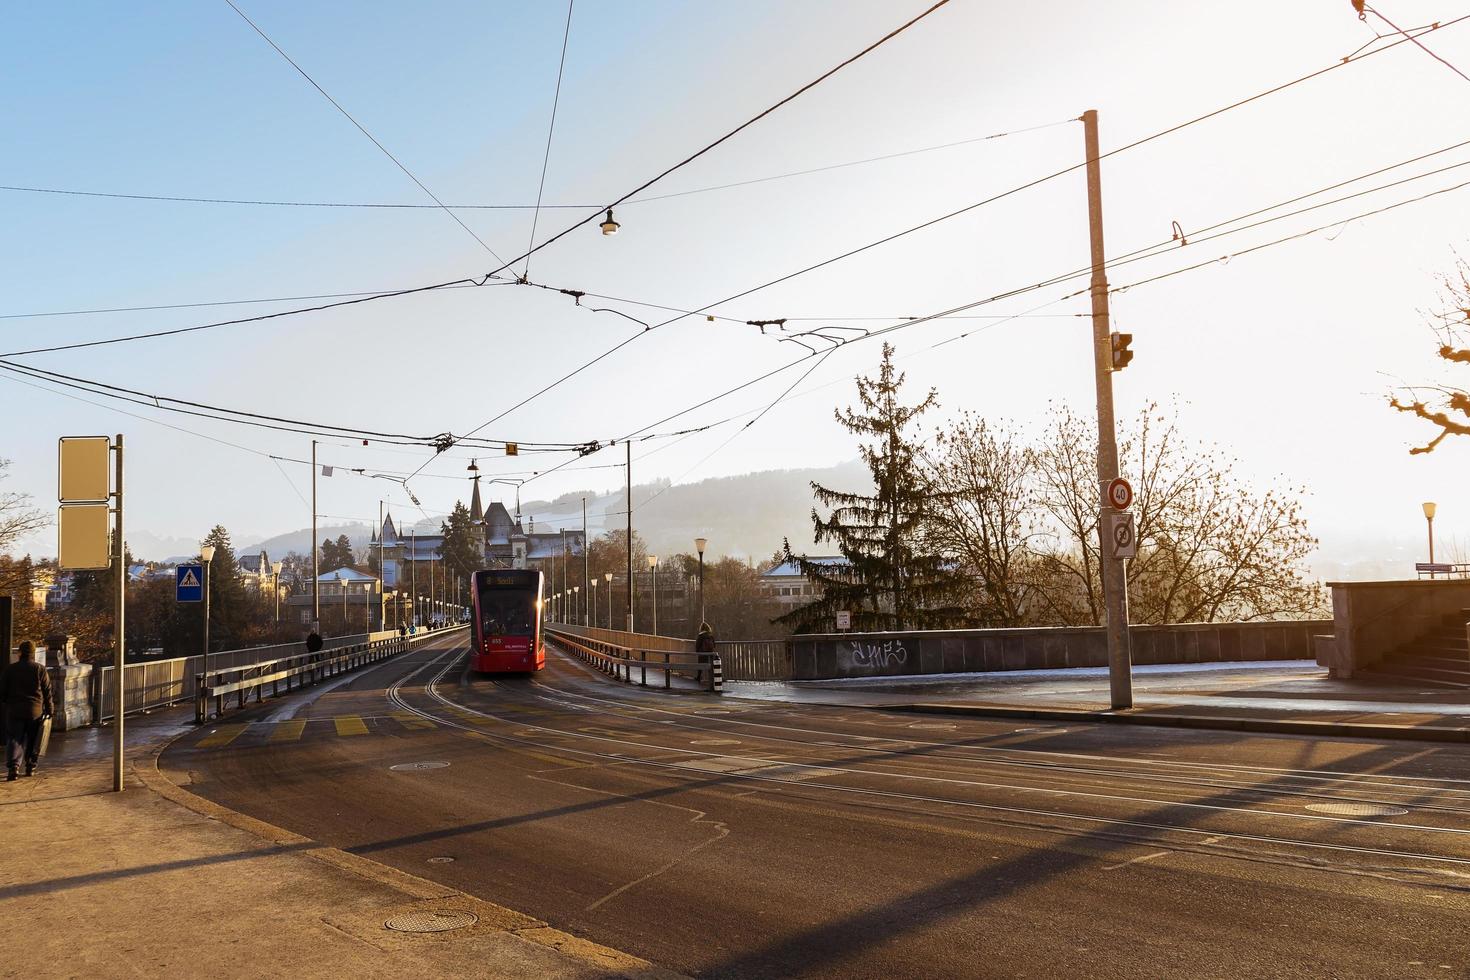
(762, 556, 849, 579)
(316, 566, 378, 583)
(238, 552, 269, 574)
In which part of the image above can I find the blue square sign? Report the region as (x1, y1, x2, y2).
(176, 563, 204, 603)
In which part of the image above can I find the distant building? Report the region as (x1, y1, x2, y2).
(237, 551, 272, 591)
(760, 555, 850, 608)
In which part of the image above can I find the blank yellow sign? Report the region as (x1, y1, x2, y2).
(58, 436, 110, 502)
(59, 503, 111, 570)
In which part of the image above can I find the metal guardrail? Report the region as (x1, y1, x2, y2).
(546, 625, 722, 692)
(716, 640, 791, 681)
(95, 630, 393, 722)
(194, 625, 466, 724)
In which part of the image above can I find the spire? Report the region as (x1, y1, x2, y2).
(469, 477, 484, 524)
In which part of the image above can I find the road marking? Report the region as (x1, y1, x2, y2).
(197, 724, 249, 749)
(1103, 850, 1171, 871)
(269, 719, 306, 742)
(391, 712, 436, 731)
(334, 715, 369, 736)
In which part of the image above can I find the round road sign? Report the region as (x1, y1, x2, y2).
(1106, 477, 1133, 510)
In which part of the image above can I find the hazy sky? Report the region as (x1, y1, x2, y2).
(5, 1, 1470, 563)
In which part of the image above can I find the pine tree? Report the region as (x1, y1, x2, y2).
(779, 343, 966, 633)
(438, 501, 484, 598)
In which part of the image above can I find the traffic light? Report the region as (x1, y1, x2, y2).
(1110, 331, 1134, 371)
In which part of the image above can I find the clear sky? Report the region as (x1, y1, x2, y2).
(5, 1, 1470, 561)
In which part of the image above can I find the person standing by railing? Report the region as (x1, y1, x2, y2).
(1, 640, 53, 781)
(695, 623, 716, 654)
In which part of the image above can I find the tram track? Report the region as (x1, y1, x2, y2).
(382, 640, 1470, 882)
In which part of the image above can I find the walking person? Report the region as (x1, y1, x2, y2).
(2, 640, 53, 781)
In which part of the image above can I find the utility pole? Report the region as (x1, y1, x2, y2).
(582, 496, 589, 627)
(1082, 108, 1133, 710)
(411, 529, 417, 627)
(311, 440, 319, 631)
(111, 434, 124, 792)
(626, 441, 634, 632)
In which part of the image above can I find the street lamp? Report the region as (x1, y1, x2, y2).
(1424, 501, 1439, 577)
(694, 537, 707, 626)
(573, 585, 580, 627)
(589, 580, 597, 628)
(600, 208, 620, 235)
(271, 560, 284, 630)
(200, 543, 215, 701)
(605, 572, 613, 631)
(647, 555, 659, 635)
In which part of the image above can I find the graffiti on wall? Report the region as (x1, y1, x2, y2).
(843, 638, 909, 672)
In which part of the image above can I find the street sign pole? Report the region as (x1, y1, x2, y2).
(1082, 109, 1133, 710)
(111, 434, 124, 792)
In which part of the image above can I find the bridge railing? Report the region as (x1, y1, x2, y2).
(194, 624, 466, 724)
(546, 624, 722, 692)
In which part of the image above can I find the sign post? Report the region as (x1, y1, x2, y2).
(58, 435, 124, 791)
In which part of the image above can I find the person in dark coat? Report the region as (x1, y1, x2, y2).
(1, 640, 53, 781)
(694, 623, 716, 654)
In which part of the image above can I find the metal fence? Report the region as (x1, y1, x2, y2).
(716, 640, 792, 681)
(546, 625, 722, 691)
(92, 627, 448, 722)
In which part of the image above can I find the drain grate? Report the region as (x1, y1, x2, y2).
(390, 761, 450, 772)
(1305, 802, 1409, 817)
(384, 910, 477, 933)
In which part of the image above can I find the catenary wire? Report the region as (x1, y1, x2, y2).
(523, 0, 576, 280)
(223, 0, 512, 266)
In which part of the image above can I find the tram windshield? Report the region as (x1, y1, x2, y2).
(477, 590, 535, 637)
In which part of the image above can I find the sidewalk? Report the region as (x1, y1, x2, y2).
(1, 709, 681, 980)
(725, 660, 1470, 742)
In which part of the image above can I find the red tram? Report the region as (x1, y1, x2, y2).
(469, 569, 545, 673)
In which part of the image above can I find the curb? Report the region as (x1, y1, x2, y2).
(136, 692, 684, 978)
(877, 701, 1470, 743)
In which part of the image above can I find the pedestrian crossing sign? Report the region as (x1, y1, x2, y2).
(176, 563, 204, 602)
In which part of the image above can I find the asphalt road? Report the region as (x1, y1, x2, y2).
(161, 633, 1470, 979)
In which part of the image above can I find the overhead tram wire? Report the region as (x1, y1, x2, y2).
(0, 118, 1070, 213)
(11, 126, 1469, 338)
(523, 0, 576, 281)
(7, 13, 1465, 366)
(395, 1, 957, 487)
(222, 0, 511, 266)
(0, 274, 506, 357)
(436, 13, 1470, 459)
(1359, 3, 1470, 85)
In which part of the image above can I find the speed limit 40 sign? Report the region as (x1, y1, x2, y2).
(1106, 477, 1133, 510)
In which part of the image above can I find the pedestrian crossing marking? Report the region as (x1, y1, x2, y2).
(334, 715, 369, 736)
(269, 719, 306, 742)
(391, 712, 436, 731)
(198, 724, 249, 748)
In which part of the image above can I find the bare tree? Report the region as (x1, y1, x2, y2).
(923, 413, 1039, 626)
(1030, 402, 1324, 625)
(0, 459, 46, 556)
(1390, 259, 1470, 452)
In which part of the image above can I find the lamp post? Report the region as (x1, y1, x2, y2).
(1424, 501, 1439, 578)
(573, 585, 580, 627)
(271, 560, 284, 631)
(605, 571, 613, 631)
(648, 555, 659, 636)
(200, 543, 215, 696)
(694, 537, 707, 626)
(589, 580, 597, 628)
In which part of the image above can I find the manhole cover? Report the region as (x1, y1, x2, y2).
(691, 738, 741, 745)
(384, 910, 477, 933)
(426, 856, 455, 864)
(390, 761, 450, 772)
(1305, 802, 1409, 817)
